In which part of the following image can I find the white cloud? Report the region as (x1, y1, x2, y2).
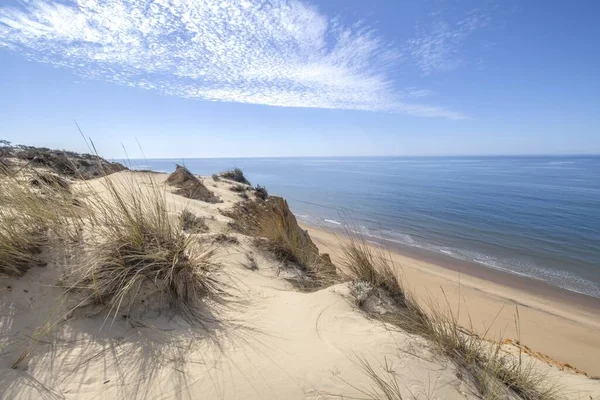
(408, 10, 489, 75)
(0, 0, 466, 119)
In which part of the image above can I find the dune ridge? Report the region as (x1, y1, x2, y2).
(0, 145, 598, 399)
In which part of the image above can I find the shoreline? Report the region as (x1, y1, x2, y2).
(300, 221, 600, 376)
(322, 222, 600, 313)
(299, 219, 600, 314)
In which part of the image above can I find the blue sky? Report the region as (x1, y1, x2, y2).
(0, 0, 598, 158)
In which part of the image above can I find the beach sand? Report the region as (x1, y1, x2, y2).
(1, 170, 599, 399)
(302, 223, 600, 377)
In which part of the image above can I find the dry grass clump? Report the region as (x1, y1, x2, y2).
(213, 233, 239, 245)
(220, 168, 250, 185)
(426, 308, 561, 400)
(30, 171, 71, 192)
(230, 184, 247, 193)
(342, 357, 405, 400)
(340, 235, 430, 335)
(341, 233, 560, 400)
(71, 178, 221, 323)
(0, 175, 74, 276)
(254, 184, 268, 200)
(179, 209, 209, 234)
(0, 214, 46, 276)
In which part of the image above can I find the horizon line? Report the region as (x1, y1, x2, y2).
(114, 153, 600, 160)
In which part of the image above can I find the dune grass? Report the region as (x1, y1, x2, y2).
(254, 184, 268, 200)
(340, 232, 560, 400)
(179, 209, 209, 233)
(69, 175, 221, 324)
(0, 174, 76, 276)
(344, 357, 405, 400)
(220, 167, 250, 185)
(230, 183, 247, 193)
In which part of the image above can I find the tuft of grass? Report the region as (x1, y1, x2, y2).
(30, 171, 71, 192)
(344, 357, 405, 400)
(211, 173, 220, 182)
(220, 168, 250, 185)
(213, 233, 239, 245)
(179, 209, 209, 233)
(341, 233, 560, 400)
(254, 184, 268, 200)
(0, 175, 75, 276)
(230, 184, 247, 193)
(70, 176, 221, 323)
(243, 253, 259, 271)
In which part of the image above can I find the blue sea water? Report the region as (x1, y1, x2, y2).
(129, 156, 600, 299)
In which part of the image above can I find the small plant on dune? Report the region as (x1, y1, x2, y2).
(211, 173, 220, 182)
(0, 216, 46, 276)
(220, 167, 250, 185)
(0, 175, 75, 276)
(341, 232, 560, 400)
(30, 171, 71, 192)
(213, 233, 239, 245)
(349, 280, 375, 307)
(179, 209, 209, 234)
(243, 253, 259, 271)
(230, 183, 247, 193)
(71, 177, 221, 323)
(254, 184, 268, 200)
(342, 357, 405, 400)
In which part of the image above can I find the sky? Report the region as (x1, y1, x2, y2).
(0, 0, 599, 158)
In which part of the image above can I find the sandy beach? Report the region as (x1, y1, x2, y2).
(301, 223, 600, 377)
(2, 164, 599, 399)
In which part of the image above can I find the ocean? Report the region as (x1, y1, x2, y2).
(129, 156, 600, 299)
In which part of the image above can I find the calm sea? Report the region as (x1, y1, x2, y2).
(129, 156, 600, 299)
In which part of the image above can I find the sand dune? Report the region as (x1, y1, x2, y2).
(1, 170, 598, 399)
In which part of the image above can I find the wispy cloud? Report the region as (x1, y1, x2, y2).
(0, 0, 466, 119)
(408, 10, 489, 75)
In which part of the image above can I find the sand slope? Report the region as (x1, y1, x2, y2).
(1, 171, 598, 399)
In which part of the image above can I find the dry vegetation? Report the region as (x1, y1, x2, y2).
(254, 184, 268, 200)
(68, 176, 222, 324)
(220, 167, 250, 185)
(0, 173, 77, 276)
(340, 232, 561, 400)
(1, 142, 127, 179)
(230, 183, 247, 193)
(213, 233, 239, 245)
(180, 209, 209, 233)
